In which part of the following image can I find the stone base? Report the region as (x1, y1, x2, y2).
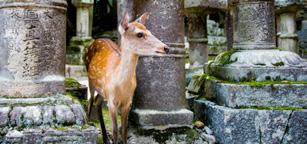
(205, 79, 307, 108)
(209, 50, 307, 82)
(2, 126, 97, 144)
(131, 109, 193, 130)
(194, 100, 307, 144)
(0, 94, 98, 143)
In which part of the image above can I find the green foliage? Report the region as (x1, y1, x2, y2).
(213, 49, 238, 66)
(272, 62, 284, 66)
(201, 74, 307, 87)
(65, 78, 81, 88)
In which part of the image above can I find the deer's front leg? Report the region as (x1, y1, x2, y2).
(108, 100, 118, 144)
(120, 105, 131, 144)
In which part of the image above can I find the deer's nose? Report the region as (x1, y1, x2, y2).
(164, 46, 169, 54)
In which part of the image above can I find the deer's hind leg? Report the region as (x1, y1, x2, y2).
(88, 82, 95, 117)
(96, 96, 110, 144)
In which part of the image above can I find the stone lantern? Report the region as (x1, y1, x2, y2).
(0, 0, 97, 143)
(67, 0, 94, 65)
(275, 0, 304, 53)
(194, 0, 307, 143)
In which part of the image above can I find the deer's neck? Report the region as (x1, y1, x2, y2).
(117, 44, 139, 83)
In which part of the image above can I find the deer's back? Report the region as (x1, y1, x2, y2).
(85, 38, 121, 96)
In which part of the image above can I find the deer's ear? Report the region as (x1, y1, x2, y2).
(135, 12, 149, 25)
(119, 13, 129, 34)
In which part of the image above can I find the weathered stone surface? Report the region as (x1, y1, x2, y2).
(231, 0, 276, 50)
(194, 100, 306, 144)
(0, 95, 73, 107)
(2, 95, 87, 129)
(3, 126, 98, 144)
(55, 105, 76, 125)
(186, 66, 204, 86)
(5, 130, 23, 143)
(187, 75, 205, 94)
(186, 13, 208, 67)
(209, 50, 307, 82)
(23, 106, 42, 126)
(0, 0, 67, 97)
(71, 104, 86, 125)
(131, 109, 193, 130)
(282, 110, 307, 144)
(42, 106, 54, 125)
(0, 107, 10, 126)
(185, 0, 227, 11)
(204, 79, 307, 108)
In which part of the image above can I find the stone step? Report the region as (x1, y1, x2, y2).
(130, 109, 193, 130)
(205, 79, 307, 108)
(194, 100, 307, 144)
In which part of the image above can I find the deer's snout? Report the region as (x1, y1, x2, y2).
(164, 46, 169, 54)
(155, 45, 169, 54)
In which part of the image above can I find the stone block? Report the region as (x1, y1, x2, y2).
(185, 66, 204, 86)
(71, 104, 86, 125)
(23, 106, 42, 126)
(205, 79, 307, 108)
(131, 109, 193, 130)
(54, 105, 76, 125)
(5, 130, 23, 143)
(187, 75, 206, 94)
(194, 100, 307, 144)
(0, 107, 10, 126)
(42, 106, 54, 125)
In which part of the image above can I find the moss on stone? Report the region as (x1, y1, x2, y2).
(65, 78, 81, 88)
(185, 129, 199, 142)
(201, 74, 307, 86)
(272, 62, 285, 66)
(239, 106, 304, 111)
(213, 49, 238, 66)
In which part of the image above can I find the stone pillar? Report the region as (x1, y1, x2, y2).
(0, 0, 97, 143)
(67, 0, 94, 65)
(298, 5, 307, 58)
(0, 1, 67, 97)
(225, 6, 233, 50)
(232, 0, 276, 50)
(275, 1, 303, 53)
(187, 13, 208, 67)
(131, 0, 193, 130)
(299, 19, 307, 58)
(72, 0, 93, 38)
(195, 0, 307, 143)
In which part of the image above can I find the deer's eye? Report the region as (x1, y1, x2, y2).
(136, 32, 144, 38)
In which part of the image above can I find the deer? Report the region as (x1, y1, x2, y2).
(84, 13, 169, 144)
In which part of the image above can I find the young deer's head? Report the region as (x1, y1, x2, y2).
(119, 13, 169, 55)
